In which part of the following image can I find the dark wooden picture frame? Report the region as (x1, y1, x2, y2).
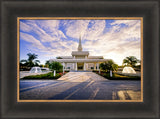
(1, 0, 159, 118)
(17, 17, 143, 102)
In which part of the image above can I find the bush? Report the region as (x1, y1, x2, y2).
(21, 72, 65, 80)
(95, 71, 140, 80)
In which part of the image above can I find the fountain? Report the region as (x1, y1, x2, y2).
(122, 66, 136, 74)
(29, 67, 42, 73)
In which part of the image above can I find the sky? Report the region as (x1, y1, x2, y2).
(20, 19, 141, 65)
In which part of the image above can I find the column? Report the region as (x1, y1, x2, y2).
(97, 62, 99, 70)
(72, 63, 74, 70)
(63, 62, 65, 73)
(97, 62, 100, 74)
(65, 63, 67, 70)
(84, 63, 86, 71)
(94, 63, 96, 70)
(75, 62, 77, 71)
(86, 63, 88, 70)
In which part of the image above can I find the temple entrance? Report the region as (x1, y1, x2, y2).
(77, 63, 84, 70)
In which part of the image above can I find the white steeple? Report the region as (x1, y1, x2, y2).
(78, 35, 82, 51)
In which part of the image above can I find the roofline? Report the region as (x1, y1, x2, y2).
(49, 59, 109, 63)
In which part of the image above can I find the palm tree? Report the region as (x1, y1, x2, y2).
(45, 60, 50, 68)
(27, 53, 38, 62)
(34, 60, 40, 66)
(20, 53, 40, 68)
(123, 56, 139, 67)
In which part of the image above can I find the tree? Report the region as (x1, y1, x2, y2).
(34, 60, 40, 66)
(100, 63, 107, 71)
(27, 53, 38, 62)
(100, 60, 118, 77)
(123, 56, 139, 67)
(49, 61, 63, 72)
(112, 64, 119, 71)
(100, 60, 118, 72)
(20, 53, 40, 68)
(39, 64, 44, 68)
(45, 60, 50, 68)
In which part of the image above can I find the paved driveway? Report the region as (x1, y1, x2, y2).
(20, 72, 141, 100)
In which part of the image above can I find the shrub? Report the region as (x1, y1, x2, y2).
(95, 71, 140, 80)
(21, 72, 66, 80)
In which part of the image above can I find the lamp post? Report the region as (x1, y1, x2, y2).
(110, 70, 112, 77)
(54, 70, 56, 76)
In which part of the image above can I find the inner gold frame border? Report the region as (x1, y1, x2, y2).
(17, 17, 143, 102)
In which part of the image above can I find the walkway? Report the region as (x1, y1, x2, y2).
(20, 72, 141, 100)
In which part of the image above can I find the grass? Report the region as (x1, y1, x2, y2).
(21, 72, 66, 80)
(93, 71, 140, 80)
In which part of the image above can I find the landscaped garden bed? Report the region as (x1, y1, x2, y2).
(93, 70, 140, 80)
(21, 71, 68, 80)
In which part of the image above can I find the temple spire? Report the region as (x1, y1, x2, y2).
(78, 35, 82, 51)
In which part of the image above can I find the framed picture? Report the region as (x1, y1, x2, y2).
(1, 0, 159, 119)
(17, 17, 143, 102)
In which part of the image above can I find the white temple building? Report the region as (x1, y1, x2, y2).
(49, 36, 108, 72)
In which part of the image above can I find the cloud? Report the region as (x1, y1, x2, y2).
(82, 20, 141, 65)
(20, 20, 66, 43)
(20, 21, 32, 32)
(20, 31, 77, 60)
(110, 20, 140, 27)
(20, 32, 46, 50)
(64, 20, 106, 41)
(20, 19, 141, 65)
(64, 20, 90, 38)
(36, 20, 59, 31)
(84, 20, 106, 40)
